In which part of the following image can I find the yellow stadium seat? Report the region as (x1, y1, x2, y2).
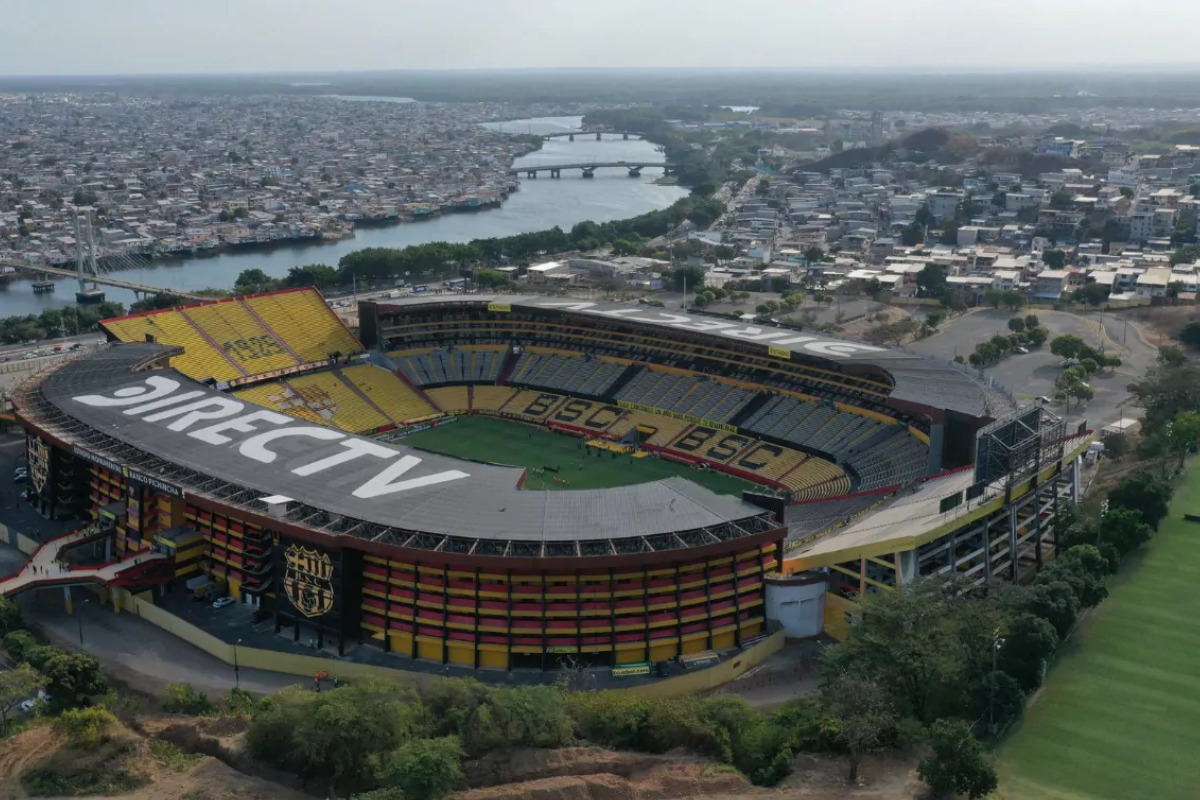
(182, 300, 298, 373)
(471, 386, 518, 412)
(607, 411, 692, 446)
(340, 364, 437, 425)
(103, 310, 242, 382)
(245, 289, 362, 363)
(284, 371, 390, 434)
(425, 386, 470, 415)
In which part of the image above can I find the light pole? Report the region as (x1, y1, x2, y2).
(233, 638, 242, 689)
(989, 626, 1005, 735)
(76, 598, 89, 646)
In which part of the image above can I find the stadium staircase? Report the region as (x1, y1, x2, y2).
(242, 301, 304, 363)
(369, 351, 401, 372)
(603, 364, 645, 401)
(728, 392, 771, 428)
(0, 526, 171, 599)
(843, 424, 904, 462)
(494, 349, 519, 386)
(335, 370, 396, 425)
(391, 365, 441, 413)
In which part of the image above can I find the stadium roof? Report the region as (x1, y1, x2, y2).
(372, 296, 1004, 417)
(29, 344, 772, 549)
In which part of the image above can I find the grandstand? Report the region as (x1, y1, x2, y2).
(392, 346, 505, 387)
(103, 288, 363, 383)
(9, 294, 1087, 677)
(235, 365, 438, 435)
(614, 369, 756, 423)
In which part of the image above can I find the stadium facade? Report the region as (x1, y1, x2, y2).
(12, 289, 1091, 672)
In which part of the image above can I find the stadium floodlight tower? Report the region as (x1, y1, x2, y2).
(973, 403, 1068, 502)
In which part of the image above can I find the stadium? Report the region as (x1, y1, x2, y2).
(8, 288, 1094, 674)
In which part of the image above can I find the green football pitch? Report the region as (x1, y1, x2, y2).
(996, 461, 1200, 800)
(404, 415, 754, 496)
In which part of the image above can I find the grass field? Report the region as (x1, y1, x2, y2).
(996, 462, 1200, 800)
(404, 415, 754, 496)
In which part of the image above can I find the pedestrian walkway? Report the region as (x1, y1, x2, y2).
(0, 525, 169, 598)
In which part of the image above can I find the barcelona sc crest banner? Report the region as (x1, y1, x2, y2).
(283, 545, 335, 618)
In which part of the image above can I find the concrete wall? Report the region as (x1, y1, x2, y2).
(766, 580, 826, 638)
(111, 587, 784, 697)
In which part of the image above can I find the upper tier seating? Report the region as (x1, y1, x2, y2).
(103, 288, 363, 382)
(245, 289, 362, 363)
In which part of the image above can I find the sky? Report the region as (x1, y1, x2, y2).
(4, 0, 1199, 76)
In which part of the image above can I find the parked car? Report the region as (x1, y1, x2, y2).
(212, 596, 236, 609)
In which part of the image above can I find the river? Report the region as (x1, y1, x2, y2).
(0, 114, 685, 318)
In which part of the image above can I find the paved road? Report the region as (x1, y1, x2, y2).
(26, 591, 301, 697)
(908, 309, 1155, 428)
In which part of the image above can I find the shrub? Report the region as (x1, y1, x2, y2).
(565, 691, 649, 750)
(163, 683, 217, 716)
(917, 719, 998, 799)
(374, 736, 464, 800)
(149, 738, 202, 772)
(54, 706, 118, 750)
(225, 686, 257, 716)
(3, 630, 39, 662)
(459, 686, 572, 755)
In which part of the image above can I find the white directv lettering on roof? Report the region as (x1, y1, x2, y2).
(533, 301, 887, 357)
(73, 376, 470, 498)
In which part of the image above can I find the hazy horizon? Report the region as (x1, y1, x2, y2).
(6, 0, 1200, 77)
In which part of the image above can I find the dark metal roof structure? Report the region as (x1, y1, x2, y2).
(373, 296, 1009, 417)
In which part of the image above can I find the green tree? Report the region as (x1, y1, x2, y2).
(1049, 190, 1073, 209)
(1170, 244, 1200, 266)
(1099, 507, 1154, 558)
(0, 663, 46, 737)
(1017, 581, 1080, 639)
(374, 736, 464, 800)
(916, 263, 946, 298)
(1080, 357, 1099, 375)
(901, 221, 926, 247)
(1180, 321, 1200, 350)
(233, 269, 277, 295)
(1038, 545, 1109, 608)
(54, 706, 117, 750)
(804, 246, 824, 265)
(40, 651, 106, 710)
(473, 268, 510, 289)
(1107, 473, 1171, 529)
(0, 598, 21, 637)
(1049, 334, 1086, 361)
(1041, 249, 1067, 269)
(285, 263, 340, 290)
(939, 221, 960, 245)
(1007, 317, 1026, 333)
(665, 265, 706, 293)
(1076, 282, 1110, 306)
(611, 239, 639, 256)
(1158, 344, 1187, 368)
(1025, 314, 1040, 329)
(917, 719, 998, 800)
(998, 614, 1058, 691)
(822, 671, 898, 783)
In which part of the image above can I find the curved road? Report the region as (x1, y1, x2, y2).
(906, 308, 1157, 428)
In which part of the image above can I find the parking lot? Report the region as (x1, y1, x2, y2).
(907, 309, 1158, 427)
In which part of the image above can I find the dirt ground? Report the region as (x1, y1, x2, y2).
(0, 719, 924, 800)
(1123, 304, 1198, 343)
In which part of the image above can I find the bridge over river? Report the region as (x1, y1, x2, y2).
(540, 131, 643, 141)
(0, 259, 207, 302)
(506, 161, 672, 179)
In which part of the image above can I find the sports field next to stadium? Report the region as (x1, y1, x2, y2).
(404, 415, 755, 495)
(997, 461, 1200, 800)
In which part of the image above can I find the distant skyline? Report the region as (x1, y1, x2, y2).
(5, 0, 1200, 76)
